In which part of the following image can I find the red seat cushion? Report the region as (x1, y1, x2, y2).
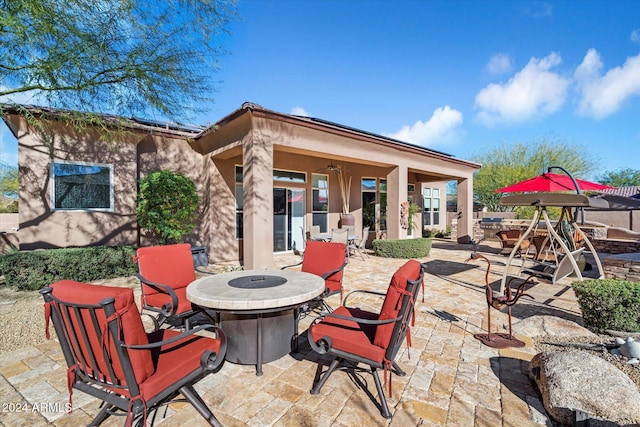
(143, 286, 194, 315)
(301, 241, 345, 294)
(136, 244, 196, 297)
(373, 260, 422, 349)
(49, 280, 155, 385)
(309, 306, 385, 363)
(139, 329, 223, 400)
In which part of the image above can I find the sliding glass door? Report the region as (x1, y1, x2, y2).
(273, 188, 305, 252)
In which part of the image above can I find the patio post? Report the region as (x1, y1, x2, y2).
(242, 129, 274, 269)
(386, 165, 408, 240)
(457, 176, 474, 244)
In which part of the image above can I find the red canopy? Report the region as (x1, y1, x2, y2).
(495, 172, 613, 193)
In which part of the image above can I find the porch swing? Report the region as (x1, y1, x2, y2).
(497, 193, 605, 292)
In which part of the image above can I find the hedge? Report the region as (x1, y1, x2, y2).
(572, 279, 640, 333)
(372, 237, 432, 259)
(0, 246, 138, 291)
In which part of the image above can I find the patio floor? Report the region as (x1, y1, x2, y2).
(0, 239, 591, 426)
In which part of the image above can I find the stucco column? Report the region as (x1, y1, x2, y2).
(456, 177, 474, 244)
(242, 130, 274, 269)
(386, 166, 408, 240)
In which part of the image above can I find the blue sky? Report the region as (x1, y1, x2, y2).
(2, 0, 640, 177)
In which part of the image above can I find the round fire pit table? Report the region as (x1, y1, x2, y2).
(186, 269, 325, 375)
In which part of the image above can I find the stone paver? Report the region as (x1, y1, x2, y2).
(0, 239, 592, 426)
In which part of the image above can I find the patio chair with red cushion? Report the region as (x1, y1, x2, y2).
(133, 243, 213, 329)
(281, 240, 347, 312)
(307, 259, 424, 418)
(41, 280, 226, 426)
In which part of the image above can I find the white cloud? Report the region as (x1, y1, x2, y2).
(631, 29, 640, 43)
(290, 106, 309, 117)
(575, 48, 640, 119)
(474, 52, 569, 126)
(485, 53, 512, 75)
(385, 106, 463, 147)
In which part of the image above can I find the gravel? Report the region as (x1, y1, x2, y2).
(0, 286, 49, 353)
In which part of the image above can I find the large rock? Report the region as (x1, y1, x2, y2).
(513, 315, 596, 338)
(529, 350, 640, 425)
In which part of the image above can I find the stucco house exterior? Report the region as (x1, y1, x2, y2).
(2, 102, 480, 269)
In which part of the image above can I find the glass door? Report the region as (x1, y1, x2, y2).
(273, 188, 305, 252)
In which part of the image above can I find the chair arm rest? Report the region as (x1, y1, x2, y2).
(124, 324, 223, 349)
(135, 273, 180, 317)
(311, 311, 401, 327)
(308, 312, 402, 355)
(280, 261, 303, 270)
(321, 261, 347, 280)
(125, 325, 227, 371)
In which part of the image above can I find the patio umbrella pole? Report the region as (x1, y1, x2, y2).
(547, 166, 582, 224)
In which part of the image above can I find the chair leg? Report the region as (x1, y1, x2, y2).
(89, 402, 115, 426)
(371, 368, 392, 419)
(180, 384, 222, 427)
(311, 358, 341, 394)
(392, 361, 406, 377)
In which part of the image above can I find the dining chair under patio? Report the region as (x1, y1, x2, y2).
(330, 227, 349, 245)
(307, 259, 424, 418)
(134, 243, 213, 329)
(349, 226, 370, 260)
(41, 280, 227, 426)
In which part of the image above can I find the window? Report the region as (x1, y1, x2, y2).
(312, 174, 329, 233)
(362, 178, 376, 229)
(379, 179, 387, 232)
(273, 169, 306, 183)
(423, 187, 440, 228)
(51, 161, 113, 211)
(235, 166, 243, 239)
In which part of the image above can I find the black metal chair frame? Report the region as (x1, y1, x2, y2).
(307, 269, 424, 418)
(135, 272, 217, 330)
(41, 287, 227, 426)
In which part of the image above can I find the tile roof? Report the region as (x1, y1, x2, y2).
(601, 186, 640, 199)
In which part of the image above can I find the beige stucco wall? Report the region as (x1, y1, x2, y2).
(8, 113, 209, 250)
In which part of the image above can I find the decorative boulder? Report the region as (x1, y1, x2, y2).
(529, 350, 640, 425)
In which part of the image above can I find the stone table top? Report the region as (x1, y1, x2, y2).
(186, 269, 325, 311)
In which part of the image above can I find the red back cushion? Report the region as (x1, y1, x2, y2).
(301, 241, 345, 293)
(373, 260, 422, 349)
(49, 280, 155, 385)
(136, 244, 196, 296)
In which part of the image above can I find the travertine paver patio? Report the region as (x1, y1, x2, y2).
(0, 239, 591, 426)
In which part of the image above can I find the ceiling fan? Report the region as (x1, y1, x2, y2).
(318, 160, 341, 172)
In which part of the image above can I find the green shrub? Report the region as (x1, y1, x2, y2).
(137, 170, 199, 244)
(373, 237, 432, 259)
(572, 279, 640, 333)
(0, 246, 138, 291)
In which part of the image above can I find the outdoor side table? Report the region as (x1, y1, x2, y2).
(186, 269, 325, 375)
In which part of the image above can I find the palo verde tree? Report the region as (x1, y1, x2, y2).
(0, 0, 238, 123)
(137, 170, 199, 244)
(472, 139, 596, 216)
(596, 168, 640, 187)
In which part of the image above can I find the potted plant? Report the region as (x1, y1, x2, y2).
(336, 166, 354, 226)
(407, 202, 421, 235)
